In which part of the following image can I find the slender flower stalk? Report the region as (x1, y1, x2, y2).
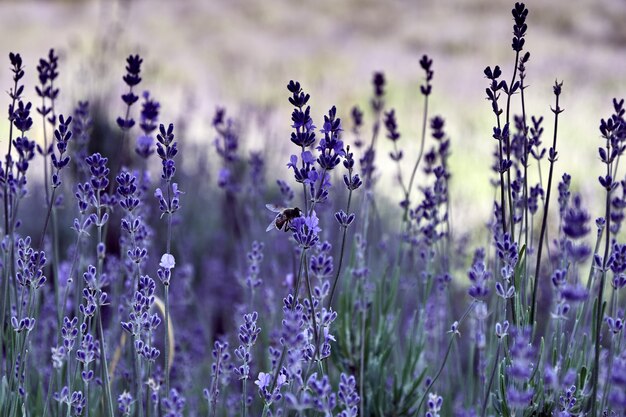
(530, 81, 563, 326)
(591, 99, 626, 415)
(404, 55, 433, 219)
(154, 123, 180, 393)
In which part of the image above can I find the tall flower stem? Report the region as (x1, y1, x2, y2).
(591, 137, 613, 416)
(327, 191, 353, 310)
(404, 95, 429, 221)
(262, 250, 306, 417)
(481, 342, 501, 417)
(415, 301, 475, 414)
(530, 82, 563, 326)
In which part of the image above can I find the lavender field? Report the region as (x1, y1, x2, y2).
(1, 0, 626, 416)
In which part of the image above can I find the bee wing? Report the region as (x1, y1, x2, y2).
(266, 218, 277, 232)
(265, 203, 283, 213)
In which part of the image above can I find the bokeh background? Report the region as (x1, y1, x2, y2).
(1, 0, 626, 234)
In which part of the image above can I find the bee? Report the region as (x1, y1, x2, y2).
(266, 204, 302, 232)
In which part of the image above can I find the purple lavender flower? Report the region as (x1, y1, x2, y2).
(50, 114, 73, 188)
(118, 391, 134, 416)
(287, 80, 316, 148)
(244, 242, 264, 290)
(35, 48, 59, 126)
(317, 106, 345, 170)
(117, 54, 143, 130)
(292, 211, 321, 248)
(557, 385, 577, 417)
(495, 233, 518, 281)
(371, 72, 385, 113)
(162, 388, 186, 417)
(467, 254, 491, 299)
(156, 123, 178, 182)
(511, 2, 529, 52)
(337, 373, 359, 417)
(426, 393, 443, 417)
(506, 326, 535, 408)
(307, 373, 337, 415)
(53, 386, 86, 417)
(135, 91, 160, 158)
(351, 106, 364, 148)
(234, 311, 261, 380)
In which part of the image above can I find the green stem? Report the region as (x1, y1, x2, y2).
(530, 91, 561, 326)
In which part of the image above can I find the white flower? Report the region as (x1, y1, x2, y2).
(159, 253, 176, 270)
(255, 372, 271, 389)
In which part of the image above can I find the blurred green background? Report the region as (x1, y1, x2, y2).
(1, 0, 625, 234)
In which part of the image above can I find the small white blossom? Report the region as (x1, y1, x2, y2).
(159, 253, 176, 270)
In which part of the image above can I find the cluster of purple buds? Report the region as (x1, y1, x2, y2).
(234, 311, 261, 380)
(255, 370, 286, 405)
(292, 211, 321, 249)
(288, 80, 316, 148)
(76, 332, 99, 383)
(557, 385, 577, 417)
(609, 243, 626, 290)
(136, 91, 160, 158)
(287, 151, 316, 184)
(79, 265, 109, 318)
(306, 373, 336, 415)
(8, 52, 25, 101)
(61, 316, 79, 352)
(121, 276, 161, 361)
(384, 110, 402, 161)
(117, 54, 143, 131)
(51, 114, 73, 188)
(371, 72, 385, 113)
(71, 101, 92, 176)
(337, 373, 360, 417)
(419, 54, 434, 96)
(492, 125, 512, 174)
(506, 326, 535, 408)
(72, 183, 98, 236)
(342, 145, 362, 192)
(310, 241, 333, 282)
(53, 386, 86, 417)
(315, 308, 338, 360)
(495, 233, 518, 284)
(528, 116, 545, 162)
(35, 48, 59, 126)
(156, 123, 178, 182)
(317, 106, 344, 170)
(213, 108, 241, 191)
(12, 101, 36, 175)
(557, 173, 571, 218)
(162, 388, 186, 417)
(606, 312, 624, 335)
(245, 241, 264, 290)
(117, 171, 151, 270)
(511, 2, 529, 52)
(467, 250, 491, 299)
(277, 179, 294, 205)
(280, 296, 307, 383)
(484, 65, 504, 117)
(117, 171, 140, 214)
(15, 236, 46, 290)
(118, 391, 134, 416)
(426, 393, 443, 417)
(350, 106, 363, 148)
(430, 117, 450, 167)
(86, 153, 110, 194)
(11, 316, 35, 333)
(205, 340, 231, 411)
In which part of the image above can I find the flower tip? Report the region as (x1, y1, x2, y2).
(159, 253, 176, 270)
